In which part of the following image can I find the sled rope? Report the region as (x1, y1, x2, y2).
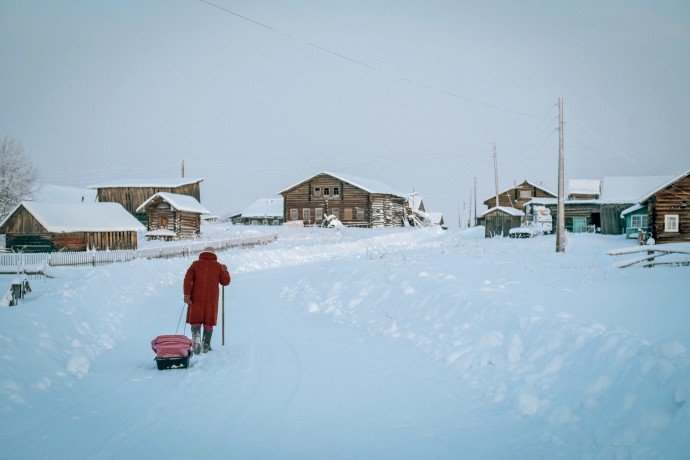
(176, 301, 188, 335)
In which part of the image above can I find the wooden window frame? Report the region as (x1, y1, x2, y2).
(664, 214, 679, 232)
(290, 209, 298, 220)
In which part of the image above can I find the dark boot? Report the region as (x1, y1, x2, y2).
(202, 328, 213, 353)
(191, 325, 201, 355)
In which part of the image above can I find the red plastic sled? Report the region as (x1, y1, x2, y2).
(151, 335, 194, 370)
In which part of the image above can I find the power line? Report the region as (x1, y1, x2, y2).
(196, 0, 550, 120)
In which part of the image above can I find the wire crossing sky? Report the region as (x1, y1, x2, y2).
(1, 0, 688, 221)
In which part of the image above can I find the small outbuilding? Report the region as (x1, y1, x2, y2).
(136, 192, 210, 240)
(0, 201, 145, 252)
(481, 206, 525, 238)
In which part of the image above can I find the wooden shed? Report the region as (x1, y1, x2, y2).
(0, 201, 144, 252)
(88, 178, 204, 225)
(483, 180, 556, 213)
(279, 172, 407, 228)
(136, 192, 209, 240)
(481, 206, 525, 238)
(638, 169, 690, 244)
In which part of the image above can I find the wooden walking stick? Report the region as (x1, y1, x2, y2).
(222, 285, 225, 346)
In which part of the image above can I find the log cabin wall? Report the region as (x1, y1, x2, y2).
(145, 201, 202, 239)
(648, 175, 690, 243)
(281, 173, 405, 227)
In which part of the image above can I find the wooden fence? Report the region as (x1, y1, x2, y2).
(607, 243, 690, 268)
(0, 233, 278, 271)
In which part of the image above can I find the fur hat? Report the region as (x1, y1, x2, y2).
(203, 246, 216, 254)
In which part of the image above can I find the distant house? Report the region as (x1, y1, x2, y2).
(279, 172, 407, 227)
(481, 206, 524, 238)
(0, 202, 144, 252)
(483, 180, 556, 212)
(637, 169, 690, 244)
(232, 197, 284, 226)
(136, 192, 209, 240)
(88, 178, 204, 225)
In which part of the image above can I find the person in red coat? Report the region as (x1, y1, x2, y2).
(183, 247, 231, 354)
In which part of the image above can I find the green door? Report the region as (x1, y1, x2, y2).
(573, 217, 587, 233)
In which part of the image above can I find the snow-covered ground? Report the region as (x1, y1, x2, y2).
(1, 225, 689, 459)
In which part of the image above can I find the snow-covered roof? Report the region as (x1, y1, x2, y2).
(483, 180, 556, 203)
(568, 179, 601, 196)
(32, 184, 98, 203)
(480, 206, 525, 218)
(638, 169, 690, 204)
(620, 203, 645, 217)
(600, 176, 675, 203)
(87, 177, 204, 189)
(135, 192, 210, 214)
(279, 172, 405, 197)
(240, 197, 284, 218)
(1, 202, 145, 233)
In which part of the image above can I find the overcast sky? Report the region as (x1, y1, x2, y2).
(2, 0, 689, 224)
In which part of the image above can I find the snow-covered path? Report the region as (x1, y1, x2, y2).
(1, 227, 689, 459)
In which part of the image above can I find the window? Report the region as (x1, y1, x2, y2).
(303, 209, 311, 221)
(313, 187, 321, 197)
(356, 208, 365, 220)
(290, 209, 298, 220)
(665, 214, 679, 232)
(332, 208, 339, 219)
(519, 190, 532, 198)
(159, 216, 168, 228)
(333, 186, 340, 197)
(323, 187, 330, 197)
(631, 215, 647, 229)
(315, 208, 323, 220)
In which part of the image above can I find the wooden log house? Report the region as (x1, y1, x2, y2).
(136, 192, 210, 240)
(88, 178, 203, 225)
(279, 172, 407, 227)
(482, 180, 556, 212)
(638, 169, 690, 244)
(0, 202, 144, 252)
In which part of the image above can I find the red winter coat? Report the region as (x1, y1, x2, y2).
(184, 252, 231, 326)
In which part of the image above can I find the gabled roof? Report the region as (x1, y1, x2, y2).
(280, 172, 405, 197)
(483, 180, 556, 203)
(638, 169, 690, 204)
(240, 197, 284, 218)
(480, 206, 525, 218)
(0, 202, 145, 233)
(135, 192, 209, 214)
(87, 177, 204, 189)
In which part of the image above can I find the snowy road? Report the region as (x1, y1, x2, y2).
(2, 227, 689, 459)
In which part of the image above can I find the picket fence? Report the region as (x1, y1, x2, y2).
(0, 234, 277, 271)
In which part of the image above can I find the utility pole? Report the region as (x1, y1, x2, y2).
(492, 141, 499, 208)
(556, 97, 566, 253)
(473, 177, 477, 226)
(181, 159, 185, 178)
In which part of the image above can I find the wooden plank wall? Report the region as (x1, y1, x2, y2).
(282, 174, 406, 227)
(648, 175, 690, 243)
(96, 183, 201, 217)
(485, 182, 555, 211)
